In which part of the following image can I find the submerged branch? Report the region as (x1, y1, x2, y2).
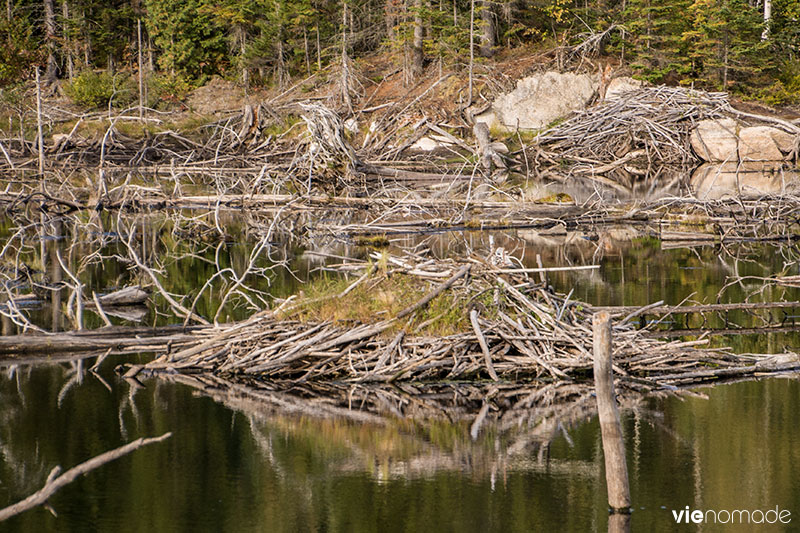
(0, 432, 172, 522)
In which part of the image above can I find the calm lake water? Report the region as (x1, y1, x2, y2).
(1, 215, 800, 532)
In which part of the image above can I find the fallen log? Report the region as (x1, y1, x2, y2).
(0, 324, 209, 355)
(588, 300, 800, 317)
(92, 286, 149, 306)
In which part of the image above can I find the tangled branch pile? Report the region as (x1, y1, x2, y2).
(141, 252, 783, 387)
(531, 87, 730, 176)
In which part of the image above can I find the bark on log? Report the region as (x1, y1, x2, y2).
(0, 325, 207, 355)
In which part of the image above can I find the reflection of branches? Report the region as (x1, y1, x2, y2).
(119, 215, 209, 326)
(212, 236, 274, 325)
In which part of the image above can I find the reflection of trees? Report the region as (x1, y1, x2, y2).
(0, 208, 323, 332)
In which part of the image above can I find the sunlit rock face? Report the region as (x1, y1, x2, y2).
(690, 119, 740, 162)
(738, 126, 795, 161)
(690, 162, 800, 199)
(603, 77, 646, 99)
(488, 71, 599, 130)
(691, 119, 797, 162)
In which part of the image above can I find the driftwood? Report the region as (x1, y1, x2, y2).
(0, 325, 208, 355)
(0, 432, 172, 521)
(590, 300, 800, 317)
(92, 286, 148, 306)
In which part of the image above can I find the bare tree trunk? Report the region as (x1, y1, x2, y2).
(386, 0, 396, 41)
(82, 8, 91, 67)
(43, 0, 58, 83)
(341, 1, 353, 111)
(238, 26, 249, 86)
(61, 0, 73, 80)
(762, 0, 772, 40)
(479, 0, 495, 57)
(35, 68, 45, 176)
(502, 0, 512, 45)
(467, 0, 475, 104)
(303, 28, 311, 75)
(147, 31, 154, 71)
(411, 0, 424, 79)
(722, 32, 729, 88)
(316, 23, 321, 70)
(138, 19, 144, 119)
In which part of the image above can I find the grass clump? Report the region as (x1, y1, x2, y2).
(354, 235, 391, 248)
(282, 269, 492, 336)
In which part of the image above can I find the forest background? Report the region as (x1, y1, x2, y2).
(0, 0, 798, 112)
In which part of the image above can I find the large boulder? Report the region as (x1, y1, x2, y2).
(738, 126, 795, 161)
(604, 77, 646, 99)
(690, 119, 739, 162)
(491, 71, 599, 130)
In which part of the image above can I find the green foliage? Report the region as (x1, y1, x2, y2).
(144, 0, 229, 80)
(64, 70, 135, 108)
(623, 0, 773, 90)
(0, 0, 797, 100)
(0, 7, 42, 85)
(623, 0, 693, 83)
(147, 73, 195, 107)
(753, 60, 800, 104)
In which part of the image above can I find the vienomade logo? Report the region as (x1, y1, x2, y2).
(671, 506, 791, 525)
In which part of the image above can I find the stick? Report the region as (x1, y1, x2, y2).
(493, 265, 600, 274)
(0, 432, 172, 521)
(470, 309, 499, 381)
(35, 68, 45, 177)
(396, 264, 471, 319)
(92, 292, 113, 327)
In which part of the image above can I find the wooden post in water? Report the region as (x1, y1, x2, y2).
(593, 311, 631, 516)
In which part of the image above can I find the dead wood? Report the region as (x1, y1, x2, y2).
(0, 432, 171, 522)
(123, 252, 789, 387)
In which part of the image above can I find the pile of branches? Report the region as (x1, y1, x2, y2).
(140, 252, 782, 387)
(530, 86, 730, 182)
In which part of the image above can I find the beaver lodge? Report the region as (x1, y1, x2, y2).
(125, 250, 800, 391)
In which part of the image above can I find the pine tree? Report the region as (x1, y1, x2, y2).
(144, 0, 228, 79)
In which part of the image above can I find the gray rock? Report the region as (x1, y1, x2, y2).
(472, 108, 500, 130)
(604, 77, 646, 99)
(491, 71, 599, 130)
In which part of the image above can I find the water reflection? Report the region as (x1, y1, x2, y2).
(1, 356, 800, 531)
(3, 208, 800, 530)
(691, 163, 800, 200)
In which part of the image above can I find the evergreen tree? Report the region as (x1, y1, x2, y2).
(144, 0, 228, 79)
